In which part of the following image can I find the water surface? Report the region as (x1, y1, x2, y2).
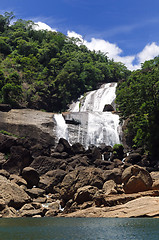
(0, 218, 159, 240)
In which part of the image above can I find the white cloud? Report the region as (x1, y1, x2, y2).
(67, 31, 159, 71)
(33, 21, 57, 32)
(137, 42, 159, 63)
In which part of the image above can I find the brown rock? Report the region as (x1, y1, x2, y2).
(0, 133, 17, 153)
(0, 179, 30, 209)
(102, 180, 117, 195)
(30, 156, 62, 175)
(122, 165, 153, 193)
(25, 188, 45, 198)
(74, 185, 98, 204)
(103, 168, 122, 184)
(22, 167, 39, 188)
(19, 203, 45, 217)
(0, 169, 10, 179)
(3, 146, 33, 174)
(60, 196, 159, 218)
(10, 174, 27, 186)
(60, 167, 105, 202)
(39, 169, 66, 193)
(2, 206, 20, 218)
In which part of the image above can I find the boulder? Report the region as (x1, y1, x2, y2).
(102, 180, 117, 195)
(74, 185, 98, 204)
(72, 143, 85, 154)
(25, 188, 45, 198)
(22, 167, 39, 188)
(19, 203, 45, 217)
(125, 153, 142, 165)
(30, 156, 62, 175)
(3, 146, 33, 174)
(86, 145, 102, 161)
(39, 169, 67, 193)
(1, 206, 20, 218)
(58, 138, 73, 155)
(60, 167, 105, 202)
(0, 133, 17, 153)
(103, 168, 122, 184)
(0, 178, 30, 209)
(10, 174, 27, 187)
(122, 165, 153, 193)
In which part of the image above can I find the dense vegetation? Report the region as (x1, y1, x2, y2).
(0, 12, 130, 112)
(116, 57, 159, 159)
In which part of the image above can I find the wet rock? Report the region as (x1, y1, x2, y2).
(103, 104, 114, 112)
(58, 138, 73, 155)
(122, 165, 153, 193)
(22, 167, 39, 188)
(86, 145, 102, 162)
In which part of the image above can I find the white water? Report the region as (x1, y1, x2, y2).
(70, 82, 117, 112)
(54, 114, 68, 141)
(53, 83, 121, 148)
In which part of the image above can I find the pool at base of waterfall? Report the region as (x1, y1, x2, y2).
(0, 218, 159, 240)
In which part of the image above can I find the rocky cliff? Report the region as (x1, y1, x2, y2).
(0, 109, 55, 145)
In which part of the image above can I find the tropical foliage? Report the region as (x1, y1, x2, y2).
(116, 57, 159, 158)
(0, 12, 130, 111)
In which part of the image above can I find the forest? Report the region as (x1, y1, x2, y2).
(0, 12, 129, 112)
(116, 57, 159, 160)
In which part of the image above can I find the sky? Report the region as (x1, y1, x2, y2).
(1, 0, 159, 70)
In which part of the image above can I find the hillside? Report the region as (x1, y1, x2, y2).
(0, 12, 130, 112)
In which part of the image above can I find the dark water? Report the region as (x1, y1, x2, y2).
(0, 218, 159, 240)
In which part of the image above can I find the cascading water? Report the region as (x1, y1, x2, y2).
(53, 82, 121, 148)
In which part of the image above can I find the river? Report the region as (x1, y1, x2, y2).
(0, 218, 159, 240)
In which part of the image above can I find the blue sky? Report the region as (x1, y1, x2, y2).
(1, 0, 159, 70)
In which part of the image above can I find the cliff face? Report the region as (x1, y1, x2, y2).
(0, 109, 55, 145)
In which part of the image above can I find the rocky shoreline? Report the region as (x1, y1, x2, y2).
(1, 129, 159, 218)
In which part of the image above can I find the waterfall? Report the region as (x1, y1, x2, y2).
(53, 82, 121, 148)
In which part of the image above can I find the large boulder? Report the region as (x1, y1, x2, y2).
(22, 167, 39, 188)
(0, 133, 17, 153)
(122, 165, 153, 193)
(39, 169, 67, 193)
(60, 167, 106, 202)
(30, 156, 63, 175)
(0, 178, 30, 209)
(74, 185, 98, 204)
(3, 146, 33, 174)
